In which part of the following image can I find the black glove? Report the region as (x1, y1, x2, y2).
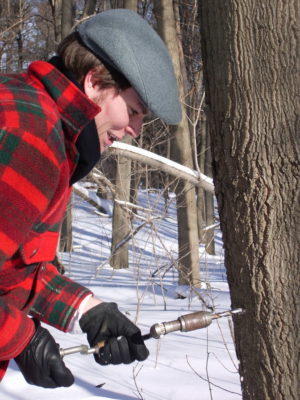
(15, 320, 74, 388)
(79, 302, 149, 365)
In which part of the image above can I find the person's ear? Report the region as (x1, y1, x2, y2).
(83, 70, 97, 98)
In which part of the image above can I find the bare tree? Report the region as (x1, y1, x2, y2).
(203, 122, 215, 254)
(110, 139, 134, 269)
(58, 0, 75, 253)
(0, 0, 32, 72)
(48, 0, 62, 44)
(199, 0, 300, 399)
(61, 0, 74, 39)
(109, 0, 138, 269)
(176, 1, 207, 247)
(82, 0, 97, 18)
(153, 0, 200, 287)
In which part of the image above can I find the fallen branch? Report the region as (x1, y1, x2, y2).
(107, 142, 214, 193)
(73, 186, 107, 214)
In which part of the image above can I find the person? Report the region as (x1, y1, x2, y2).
(0, 8, 181, 388)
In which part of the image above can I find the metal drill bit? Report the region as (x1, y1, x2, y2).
(210, 308, 245, 320)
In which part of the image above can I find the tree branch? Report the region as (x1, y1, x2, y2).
(107, 142, 214, 193)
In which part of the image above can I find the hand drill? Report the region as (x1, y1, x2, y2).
(60, 308, 244, 357)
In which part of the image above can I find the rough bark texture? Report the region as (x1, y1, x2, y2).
(154, 0, 200, 287)
(199, 1, 299, 399)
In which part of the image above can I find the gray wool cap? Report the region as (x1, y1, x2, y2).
(76, 9, 182, 124)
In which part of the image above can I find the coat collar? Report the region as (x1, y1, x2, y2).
(27, 60, 102, 183)
(27, 61, 101, 142)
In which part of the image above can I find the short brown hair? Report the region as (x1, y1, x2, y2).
(57, 32, 130, 92)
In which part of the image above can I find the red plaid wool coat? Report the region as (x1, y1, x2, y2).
(0, 61, 100, 379)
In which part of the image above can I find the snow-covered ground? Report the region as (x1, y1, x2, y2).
(2, 188, 242, 400)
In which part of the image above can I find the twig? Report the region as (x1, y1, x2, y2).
(206, 331, 213, 400)
(91, 168, 116, 196)
(216, 320, 239, 371)
(190, 92, 206, 178)
(132, 364, 144, 400)
(186, 356, 242, 396)
(151, 261, 176, 278)
(0, 16, 30, 36)
(114, 199, 154, 213)
(154, 338, 161, 369)
(209, 352, 239, 374)
(111, 217, 160, 255)
(202, 222, 220, 232)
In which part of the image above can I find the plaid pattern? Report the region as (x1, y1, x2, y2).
(0, 61, 100, 379)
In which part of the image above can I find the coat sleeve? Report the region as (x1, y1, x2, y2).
(29, 262, 92, 332)
(0, 298, 35, 381)
(0, 299, 35, 359)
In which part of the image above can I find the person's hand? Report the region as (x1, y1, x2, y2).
(79, 302, 149, 365)
(15, 320, 74, 388)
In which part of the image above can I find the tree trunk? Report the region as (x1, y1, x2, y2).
(58, 0, 74, 252)
(61, 0, 74, 39)
(110, 137, 132, 269)
(123, 0, 137, 10)
(197, 112, 206, 244)
(204, 123, 215, 254)
(82, 0, 97, 18)
(59, 196, 73, 252)
(154, 0, 200, 287)
(110, 0, 137, 269)
(177, 2, 206, 246)
(48, 0, 62, 45)
(199, 1, 299, 399)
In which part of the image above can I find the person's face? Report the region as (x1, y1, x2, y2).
(84, 73, 148, 152)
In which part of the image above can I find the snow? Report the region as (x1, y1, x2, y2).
(1, 187, 241, 400)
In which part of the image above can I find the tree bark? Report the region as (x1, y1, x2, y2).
(48, 0, 62, 44)
(177, 2, 206, 246)
(110, 0, 137, 269)
(110, 138, 132, 269)
(199, 1, 299, 399)
(197, 112, 206, 244)
(82, 0, 97, 18)
(61, 0, 73, 39)
(123, 0, 137, 10)
(204, 124, 215, 255)
(59, 195, 73, 252)
(59, 0, 74, 252)
(154, 0, 200, 287)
